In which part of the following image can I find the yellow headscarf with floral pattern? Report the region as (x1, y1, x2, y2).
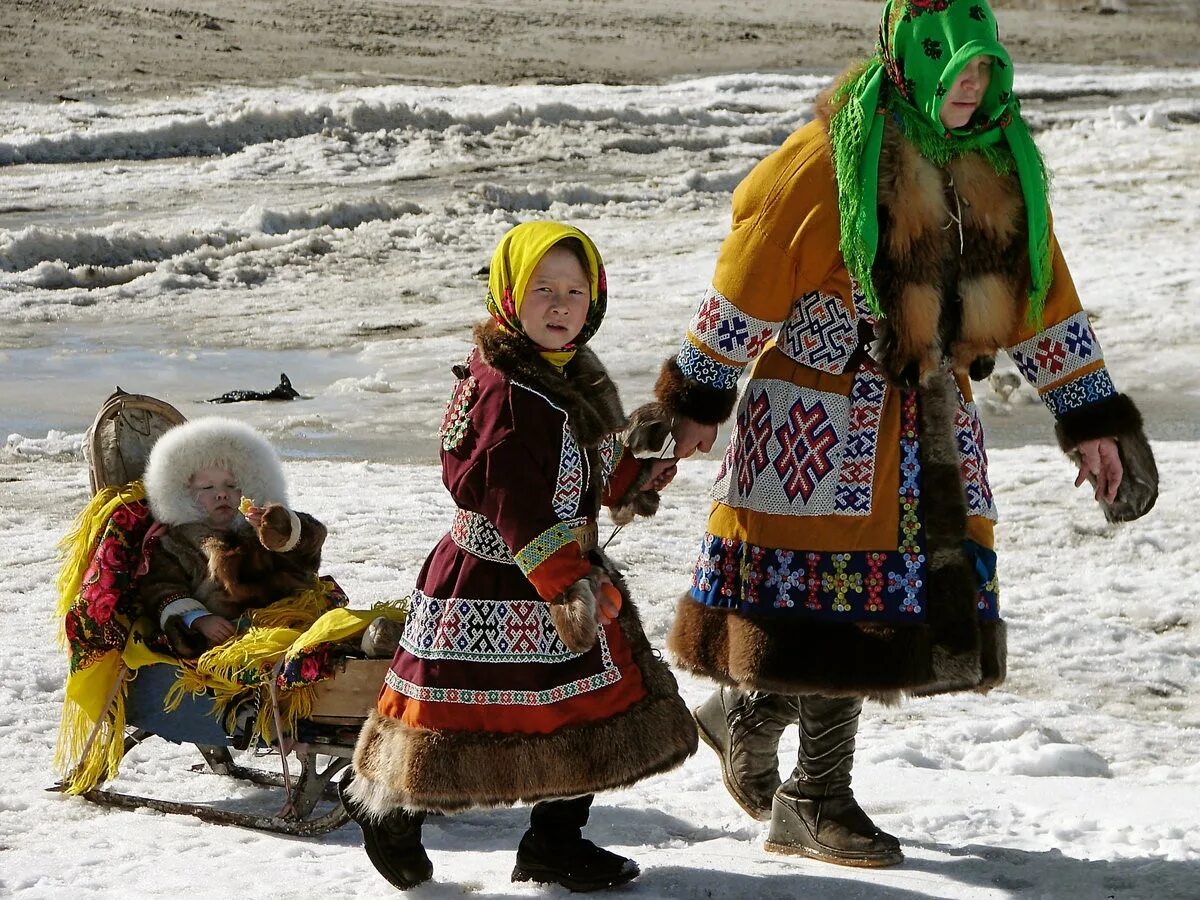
(485, 221, 607, 369)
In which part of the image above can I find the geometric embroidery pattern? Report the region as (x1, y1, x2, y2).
(390, 595, 621, 705)
(954, 391, 997, 520)
(687, 285, 779, 366)
(598, 435, 624, 488)
(688, 392, 988, 622)
(1041, 367, 1117, 418)
(553, 424, 585, 519)
(1007, 311, 1105, 390)
(773, 395, 838, 502)
(778, 290, 858, 374)
(399, 591, 580, 662)
(677, 341, 741, 390)
(712, 380, 850, 516)
(451, 509, 516, 564)
(834, 365, 886, 514)
(514, 517, 596, 576)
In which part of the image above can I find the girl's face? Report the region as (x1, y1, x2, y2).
(189, 465, 239, 528)
(518, 244, 590, 351)
(940, 55, 993, 130)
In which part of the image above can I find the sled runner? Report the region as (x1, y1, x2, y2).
(52, 389, 397, 836)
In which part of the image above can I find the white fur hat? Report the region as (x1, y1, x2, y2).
(143, 417, 288, 526)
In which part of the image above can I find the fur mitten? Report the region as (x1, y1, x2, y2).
(549, 574, 600, 653)
(256, 503, 301, 552)
(1056, 393, 1159, 523)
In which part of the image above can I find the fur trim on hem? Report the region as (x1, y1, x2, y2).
(654, 357, 737, 426)
(350, 591, 697, 814)
(666, 595, 1007, 702)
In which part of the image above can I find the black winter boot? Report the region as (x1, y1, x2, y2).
(693, 686, 799, 820)
(338, 774, 433, 890)
(511, 795, 639, 892)
(764, 695, 902, 868)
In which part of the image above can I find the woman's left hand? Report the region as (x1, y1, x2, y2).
(1074, 437, 1123, 503)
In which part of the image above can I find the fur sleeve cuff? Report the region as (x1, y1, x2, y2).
(654, 356, 738, 426)
(1054, 392, 1144, 451)
(1055, 392, 1159, 524)
(549, 575, 599, 653)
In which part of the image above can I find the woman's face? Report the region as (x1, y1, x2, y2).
(189, 465, 239, 528)
(940, 55, 993, 129)
(518, 244, 590, 350)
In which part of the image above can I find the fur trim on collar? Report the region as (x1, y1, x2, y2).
(473, 321, 626, 447)
(144, 417, 288, 526)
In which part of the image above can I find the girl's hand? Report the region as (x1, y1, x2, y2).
(194, 614, 236, 645)
(643, 458, 678, 492)
(1074, 437, 1123, 503)
(242, 504, 265, 527)
(595, 573, 622, 623)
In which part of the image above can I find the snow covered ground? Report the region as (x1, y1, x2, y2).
(2, 68, 1198, 898)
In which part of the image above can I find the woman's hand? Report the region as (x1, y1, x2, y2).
(643, 457, 678, 492)
(1074, 437, 1123, 503)
(672, 416, 718, 458)
(194, 614, 236, 645)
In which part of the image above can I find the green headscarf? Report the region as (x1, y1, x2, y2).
(828, 0, 1051, 323)
(484, 221, 608, 369)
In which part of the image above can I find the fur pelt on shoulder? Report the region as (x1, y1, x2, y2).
(144, 417, 288, 526)
(474, 321, 627, 448)
(815, 72, 1029, 389)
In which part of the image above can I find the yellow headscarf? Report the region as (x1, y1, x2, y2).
(484, 221, 607, 369)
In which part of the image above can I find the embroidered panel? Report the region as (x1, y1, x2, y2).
(439, 374, 477, 451)
(677, 341, 741, 390)
(834, 366, 887, 515)
(1007, 311, 1105, 390)
(712, 374, 885, 517)
(693, 392, 1005, 621)
(553, 424, 585, 519)
(687, 285, 779, 366)
(598, 435, 624, 488)
(450, 509, 517, 564)
(1040, 367, 1118, 418)
(849, 277, 877, 326)
(513, 517, 596, 575)
(400, 590, 580, 663)
(777, 290, 859, 375)
(389, 599, 621, 706)
(954, 390, 997, 520)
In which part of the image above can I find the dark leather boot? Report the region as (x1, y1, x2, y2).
(338, 774, 433, 890)
(511, 795, 639, 892)
(693, 686, 799, 820)
(764, 695, 902, 868)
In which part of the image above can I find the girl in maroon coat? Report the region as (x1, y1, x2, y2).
(341, 221, 697, 892)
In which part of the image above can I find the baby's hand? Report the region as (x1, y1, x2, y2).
(194, 615, 236, 645)
(240, 497, 265, 527)
(643, 458, 678, 492)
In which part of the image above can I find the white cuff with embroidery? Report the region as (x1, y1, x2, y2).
(160, 597, 208, 630)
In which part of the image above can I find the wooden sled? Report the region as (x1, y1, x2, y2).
(56, 389, 391, 836)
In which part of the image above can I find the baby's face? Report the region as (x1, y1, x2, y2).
(189, 466, 240, 528)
